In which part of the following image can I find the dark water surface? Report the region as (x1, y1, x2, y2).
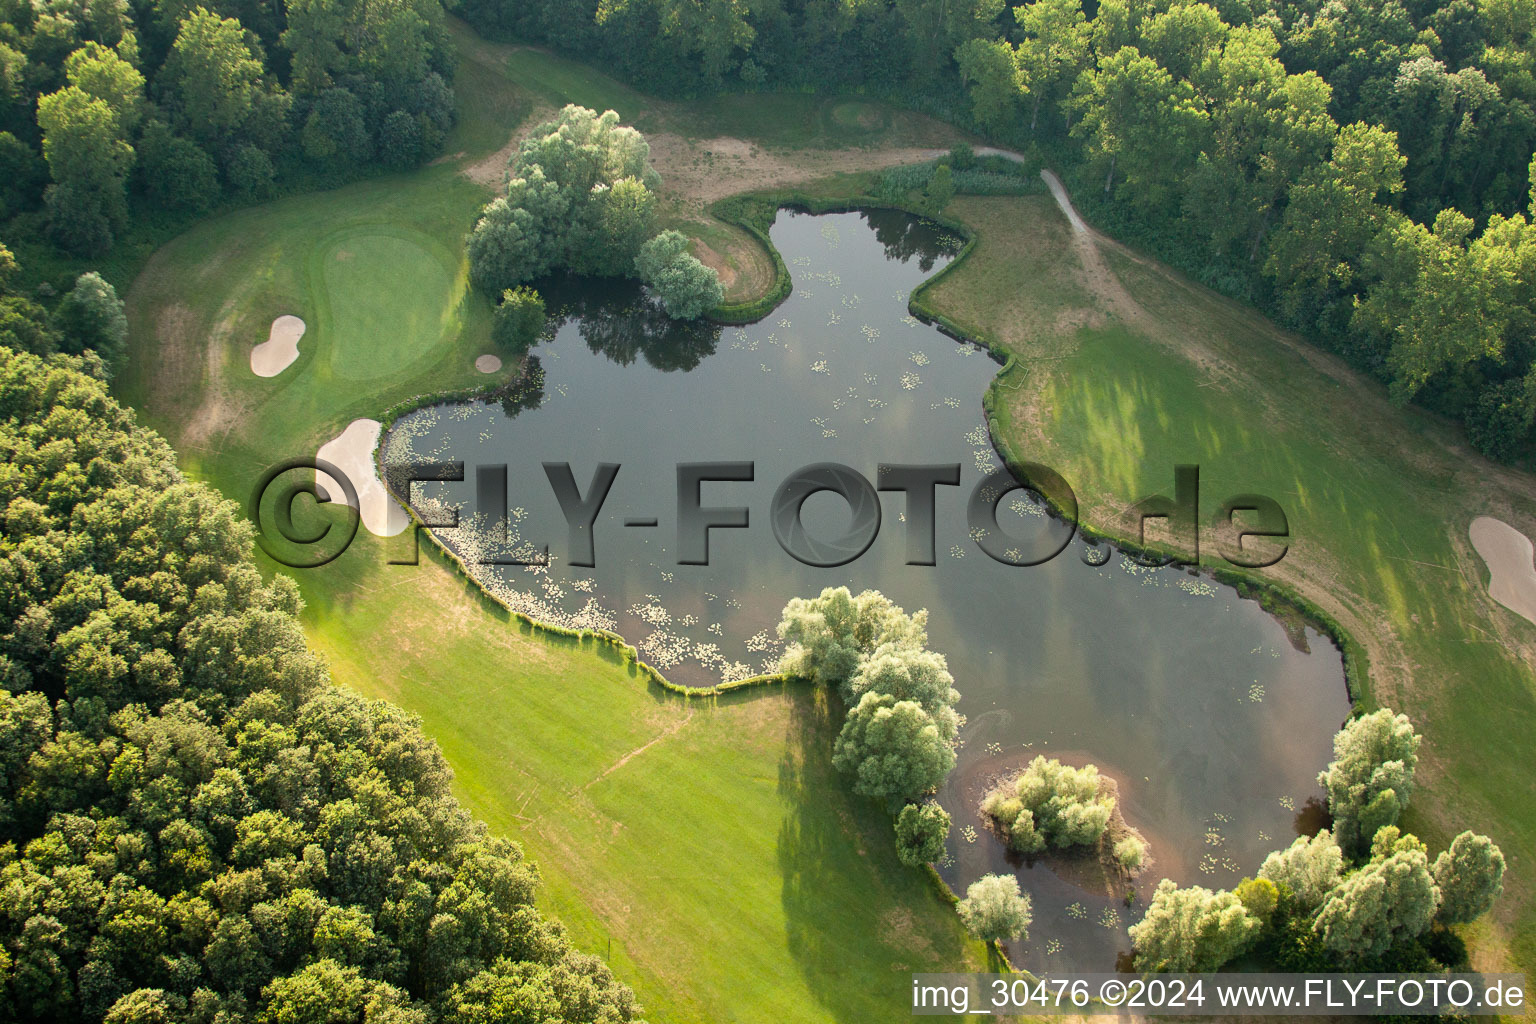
(384, 210, 1350, 970)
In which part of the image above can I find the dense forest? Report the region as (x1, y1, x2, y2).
(0, 338, 643, 1022)
(0, 0, 458, 258)
(461, 0, 1536, 463)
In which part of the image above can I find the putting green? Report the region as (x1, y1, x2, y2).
(313, 228, 468, 383)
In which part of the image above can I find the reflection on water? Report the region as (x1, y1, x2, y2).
(384, 210, 1350, 971)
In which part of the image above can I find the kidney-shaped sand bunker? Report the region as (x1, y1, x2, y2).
(251, 315, 306, 377)
(1469, 516, 1536, 627)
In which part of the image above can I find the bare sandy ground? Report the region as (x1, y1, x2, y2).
(1470, 516, 1536, 627)
(316, 419, 410, 537)
(475, 354, 502, 373)
(251, 315, 306, 377)
(1040, 168, 1087, 234)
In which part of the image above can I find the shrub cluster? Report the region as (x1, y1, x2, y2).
(466, 106, 722, 321)
(777, 587, 962, 858)
(1128, 710, 1504, 973)
(980, 756, 1115, 854)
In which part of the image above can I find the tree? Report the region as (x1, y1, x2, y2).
(1386, 57, 1520, 218)
(832, 691, 955, 805)
(634, 230, 723, 320)
(1234, 877, 1279, 923)
(578, 177, 657, 277)
(1354, 209, 1509, 401)
(1182, 29, 1336, 261)
(1264, 121, 1406, 324)
(1259, 830, 1345, 911)
(37, 85, 134, 254)
(1312, 845, 1440, 959)
(301, 87, 372, 167)
(0, 247, 61, 358)
(892, 0, 1004, 89)
(895, 802, 950, 866)
(63, 42, 145, 133)
(103, 989, 184, 1024)
(492, 287, 546, 355)
(379, 109, 423, 169)
(0, 133, 47, 218)
(981, 756, 1114, 853)
(160, 8, 271, 152)
(957, 874, 1032, 942)
(52, 272, 128, 366)
(1433, 832, 1506, 925)
(1138, 1, 1228, 83)
(136, 121, 220, 213)
(256, 960, 421, 1024)
(467, 106, 662, 292)
(1115, 836, 1149, 873)
(924, 164, 955, 214)
(444, 953, 639, 1024)
(1467, 373, 1536, 461)
(226, 145, 276, 198)
(1070, 46, 1208, 210)
(467, 197, 551, 292)
(1015, 0, 1090, 132)
(1129, 879, 1262, 971)
(954, 38, 1022, 137)
(848, 644, 958, 726)
(597, 0, 753, 87)
(1317, 709, 1420, 857)
(777, 586, 930, 698)
(0, 348, 643, 1024)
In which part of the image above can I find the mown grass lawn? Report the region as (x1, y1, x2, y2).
(304, 534, 985, 1023)
(120, 21, 988, 1024)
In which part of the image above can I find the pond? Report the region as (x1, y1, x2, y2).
(381, 209, 1350, 971)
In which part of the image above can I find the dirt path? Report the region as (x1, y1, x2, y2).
(461, 103, 558, 187)
(1040, 168, 1087, 233)
(579, 708, 694, 792)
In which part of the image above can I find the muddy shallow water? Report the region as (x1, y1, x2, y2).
(383, 209, 1350, 971)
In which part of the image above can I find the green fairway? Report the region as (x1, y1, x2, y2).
(919, 193, 1536, 969)
(302, 534, 988, 1023)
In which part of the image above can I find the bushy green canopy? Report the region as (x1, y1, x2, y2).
(633, 231, 722, 320)
(0, 348, 639, 1024)
(894, 802, 950, 867)
(1317, 709, 1420, 857)
(1129, 879, 1262, 972)
(467, 106, 661, 292)
(1433, 831, 1506, 926)
(1259, 829, 1345, 911)
(957, 874, 1032, 942)
(776, 586, 929, 700)
(1312, 837, 1440, 959)
(981, 756, 1114, 854)
(832, 692, 956, 806)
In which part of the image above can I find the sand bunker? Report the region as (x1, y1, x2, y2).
(251, 315, 306, 377)
(1469, 516, 1536, 627)
(316, 419, 409, 537)
(475, 354, 502, 373)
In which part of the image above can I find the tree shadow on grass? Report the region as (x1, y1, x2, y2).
(776, 685, 974, 1022)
